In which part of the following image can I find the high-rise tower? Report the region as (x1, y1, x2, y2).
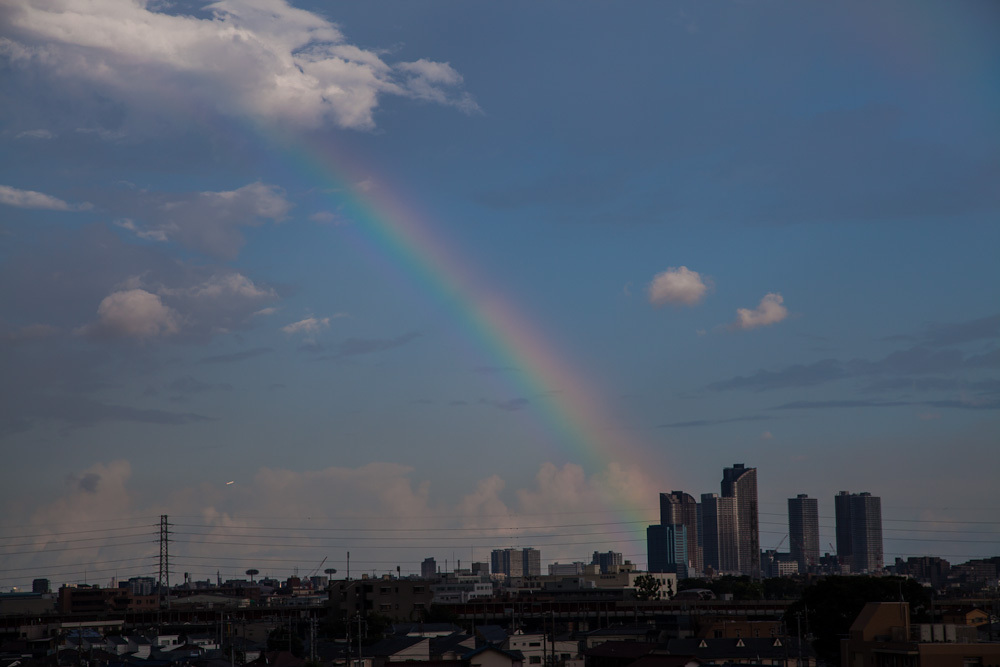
(788, 494, 819, 573)
(660, 491, 702, 576)
(647, 524, 687, 578)
(835, 491, 853, 566)
(700, 493, 739, 574)
(834, 491, 884, 573)
(721, 464, 759, 578)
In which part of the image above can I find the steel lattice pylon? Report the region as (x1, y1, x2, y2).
(158, 514, 170, 609)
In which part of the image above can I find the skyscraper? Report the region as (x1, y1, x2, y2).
(722, 463, 760, 578)
(491, 547, 541, 578)
(592, 550, 624, 574)
(522, 547, 541, 577)
(660, 491, 702, 576)
(788, 494, 820, 573)
(834, 491, 884, 573)
(835, 491, 853, 566)
(700, 493, 739, 574)
(421, 557, 437, 579)
(647, 524, 687, 578)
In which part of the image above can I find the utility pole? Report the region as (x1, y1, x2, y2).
(357, 613, 363, 667)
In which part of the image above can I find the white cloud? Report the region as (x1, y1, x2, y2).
(648, 266, 709, 306)
(282, 316, 331, 335)
(116, 182, 291, 259)
(397, 59, 480, 113)
(180, 273, 276, 302)
(1, 0, 477, 130)
(114, 218, 167, 242)
(0, 184, 90, 211)
(80, 288, 181, 339)
(733, 292, 788, 330)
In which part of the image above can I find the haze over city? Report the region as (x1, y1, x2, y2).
(0, 1, 998, 590)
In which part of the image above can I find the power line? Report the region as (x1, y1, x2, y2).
(0, 539, 157, 557)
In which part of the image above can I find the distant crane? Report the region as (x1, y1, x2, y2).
(307, 557, 328, 579)
(773, 534, 788, 551)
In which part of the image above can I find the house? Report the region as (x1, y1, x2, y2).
(463, 645, 524, 667)
(842, 602, 1000, 667)
(586, 625, 660, 649)
(430, 634, 476, 660)
(664, 637, 816, 667)
(503, 633, 581, 667)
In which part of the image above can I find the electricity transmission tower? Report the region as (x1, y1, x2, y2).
(158, 515, 171, 610)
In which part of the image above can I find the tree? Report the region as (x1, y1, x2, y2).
(784, 576, 931, 665)
(634, 574, 662, 601)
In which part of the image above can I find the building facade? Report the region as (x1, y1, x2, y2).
(647, 524, 688, 578)
(491, 548, 541, 579)
(660, 491, 702, 576)
(701, 493, 739, 574)
(788, 494, 820, 573)
(835, 491, 884, 573)
(721, 463, 760, 578)
(591, 551, 624, 574)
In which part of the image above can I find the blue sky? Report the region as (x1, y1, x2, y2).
(0, 0, 998, 588)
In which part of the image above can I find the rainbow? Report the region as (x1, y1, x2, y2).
(275, 131, 665, 539)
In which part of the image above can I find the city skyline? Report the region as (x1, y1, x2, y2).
(1, 1, 998, 589)
(0, 478, 981, 592)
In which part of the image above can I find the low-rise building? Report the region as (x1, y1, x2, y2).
(841, 602, 1000, 667)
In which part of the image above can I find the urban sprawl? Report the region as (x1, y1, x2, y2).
(2, 464, 998, 667)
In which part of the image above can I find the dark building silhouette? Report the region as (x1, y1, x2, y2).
(647, 524, 687, 578)
(700, 492, 738, 574)
(835, 491, 883, 573)
(722, 463, 759, 578)
(591, 550, 624, 574)
(788, 494, 819, 573)
(660, 491, 701, 576)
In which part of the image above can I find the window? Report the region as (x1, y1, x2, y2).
(530, 657, 542, 664)
(529, 642, 541, 647)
